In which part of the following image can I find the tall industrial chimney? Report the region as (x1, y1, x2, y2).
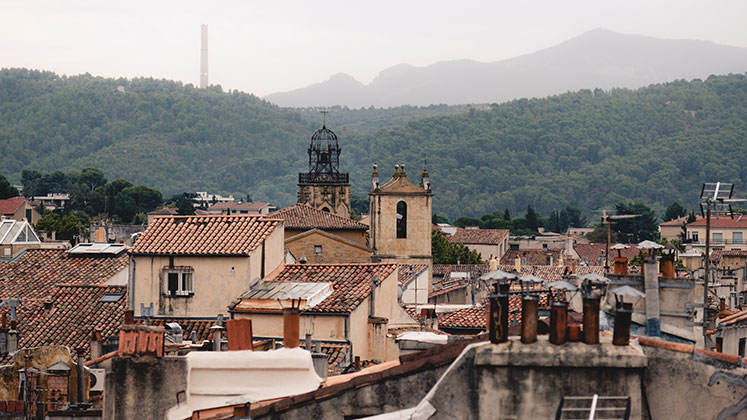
(200, 24, 208, 89)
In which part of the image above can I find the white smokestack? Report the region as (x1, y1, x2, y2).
(200, 24, 208, 89)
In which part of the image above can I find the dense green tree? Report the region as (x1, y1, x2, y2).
(0, 174, 18, 199)
(503, 209, 511, 221)
(613, 201, 658, 243)
(453, 217, 481, 228)
(432, 213, 449, 224)
(174, 193, 196, 215)
(525, 206, 539, 232)
(2, 70, 747, 219)
(35, 213, 87, 242)
(432, 231, 482, 264)
(664, 201, 687, 222)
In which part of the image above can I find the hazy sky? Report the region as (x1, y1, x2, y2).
(3, 0, 747, 96)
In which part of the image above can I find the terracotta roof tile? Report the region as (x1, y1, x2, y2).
(495, 264, 605, 281)
(448, 228, 509, 245)
(0, 249, 129, 301)
(0, 285, 127, 362)
(500, 248, 563, 265)
(269, 205, 368, 231)
(210, 202, 271, 211)
(574, 243, 639, 265)
(135, 318, 217, 341)
(234, 263, 397, 313)
(130, 215, 280, 256)
(0, 197, 26, 215)
(659, 215, 698, 227)
(398, 264, 428, 287)
(688, 215, 747, 228)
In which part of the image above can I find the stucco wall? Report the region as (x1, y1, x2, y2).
(252, 364, 449, 420)
(464, 243, 501, 261)
(285, 231, 370, 264)
(133, 227, 284, 318)
(234, 312, 347, 343)
(401, 270, 429, 304)
(104, 356, 187, 420)
(641, 345, 747, 420)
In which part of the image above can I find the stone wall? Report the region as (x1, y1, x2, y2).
(104, 356, 187, 420)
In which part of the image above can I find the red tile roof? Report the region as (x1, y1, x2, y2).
(574, 243, 639, 265)
(500, 248, 563, 265)
(209, 202, 271, 211)
(0, 197, 26, 215)
(0, 284, 127, 361)
(398, 264, 428, 287)
(147, 208, 210, 216)
(135, 318, 217, 341)
(495, 264, 605, 281)
(0, 249, 129, 301)
(130, 215, 281, 256)
(659, 216, 698, 227)
(438, 305, 487, 330)
(233, 263, 397, 313)
(712, 250, 747, 259)
(269, 205, 368, 231)
(688, 215, 747, 228)
(448, 228, 509, 245)
(432, 264, 488, 279)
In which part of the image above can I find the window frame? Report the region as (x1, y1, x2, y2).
(163, 267, 195, 297)
(396, 201, 407, 239)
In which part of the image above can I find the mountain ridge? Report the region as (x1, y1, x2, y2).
(265, 29, 747, 107)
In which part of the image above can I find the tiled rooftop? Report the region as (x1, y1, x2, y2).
(135, 317, 217, 342)
(130, 215, 281, 256)
(574, 243, 639, 265)
(0, 249, 129, 301)
(398, 263, 429, 287)
(0, 284, 127, 362)
(448, 228, 509, 245)
(500, 248, 563, 265)
(0, 197, 26, 215)
(495, 264, 605, 281)
(210, 202, 271, 211)
(688, 215, 747, 228)
(269, 205, 368, 231)
(232, 263, 397, 313)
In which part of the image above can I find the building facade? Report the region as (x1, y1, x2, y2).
(297, 125, 351, 217)
(369, 164, 432, 291)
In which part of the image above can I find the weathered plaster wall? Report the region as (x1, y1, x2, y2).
(104, 356, 187, 420)
(285, 231, 370, 264)
(411, 339, 649, 420)
(253, 364, 449, 420)
(234, 312, 347, 343)
(641, 345, 747, 420)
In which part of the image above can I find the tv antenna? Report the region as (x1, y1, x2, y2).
(698, 182, 746, 348)
(600, 210, 640, 273)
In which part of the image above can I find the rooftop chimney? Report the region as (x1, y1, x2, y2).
(283, 299, 301, 348)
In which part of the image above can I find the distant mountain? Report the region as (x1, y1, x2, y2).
(265, 29, 747, 107)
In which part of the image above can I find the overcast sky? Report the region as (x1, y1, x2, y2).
(2, 0, 747, 97)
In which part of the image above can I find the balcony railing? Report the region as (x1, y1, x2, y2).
(298, 172, 349, 184)
(689, 239, 744, 246)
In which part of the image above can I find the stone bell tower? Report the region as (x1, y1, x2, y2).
(297, 125, 351, 217)
(369, 163, 433, 290)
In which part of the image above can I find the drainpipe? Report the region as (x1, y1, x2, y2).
(344, 316, 353, 365)
(77, 347, 86, 404)
(128, 254, 136, 310)
(643, 257, 661, 337)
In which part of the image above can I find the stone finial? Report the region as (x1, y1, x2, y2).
(400, 164, 406, 177)
(394, 164, 400, 177)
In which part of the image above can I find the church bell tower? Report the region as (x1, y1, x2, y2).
(297, 125, 351, 217)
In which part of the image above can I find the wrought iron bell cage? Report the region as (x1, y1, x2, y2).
(300, 125, 348, 184)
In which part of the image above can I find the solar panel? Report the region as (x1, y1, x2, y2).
(100, 293, 123, 303)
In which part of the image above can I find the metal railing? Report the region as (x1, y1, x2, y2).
(298, 172, 349, 184)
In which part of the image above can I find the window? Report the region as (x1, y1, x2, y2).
(396, 201, 407, 238)
(733, 232, 743, 244)
(163, 268, 194, 296)
(712, 232, 723, 243)
(691, 231, 699, 242)
(314, 245, 322, 255)
(739, 338, 746, 358)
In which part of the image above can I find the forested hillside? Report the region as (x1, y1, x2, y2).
(1, 68, 746, 220)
